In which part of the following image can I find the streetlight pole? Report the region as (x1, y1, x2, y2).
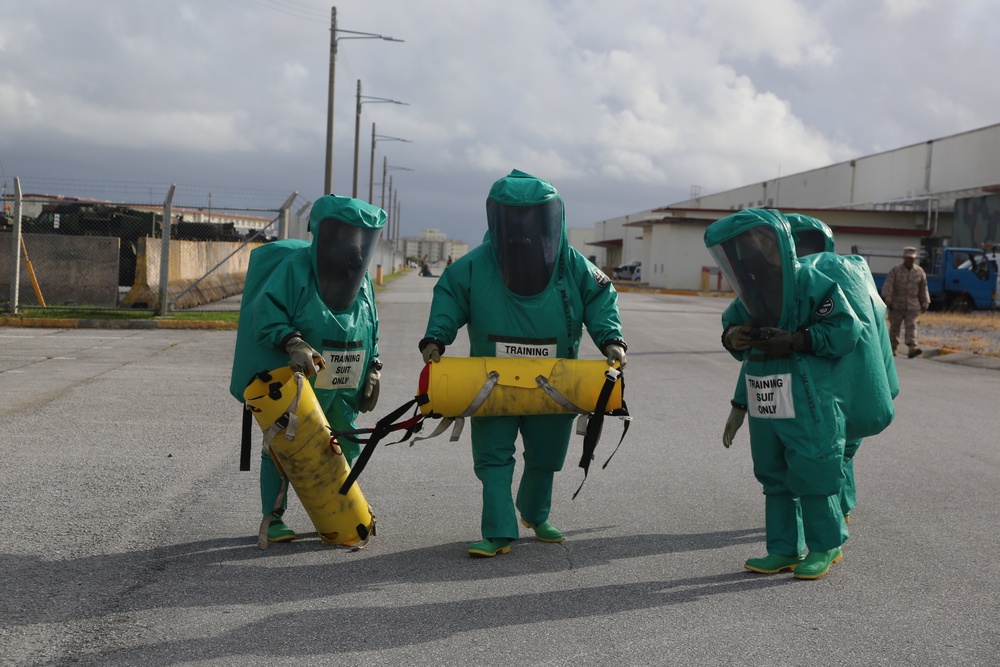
(353, 80, 408, 198)
(381, 162, 414, 238)
(324, 7, 403, 196)
(369, 123, 411, 204)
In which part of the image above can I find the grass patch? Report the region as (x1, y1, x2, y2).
(2, 306, 239, 323)
(5, 307, 157, 320)
(918, 310, 1000, 357)
(920, 311, 1000, 331)
(372, 269, 409, 291)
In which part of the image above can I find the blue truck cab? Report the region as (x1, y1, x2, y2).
(854, 244, 997, 311)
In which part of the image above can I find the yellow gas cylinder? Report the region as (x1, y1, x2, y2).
(418, 357, 623, 417)
(244, 366, 374, 547)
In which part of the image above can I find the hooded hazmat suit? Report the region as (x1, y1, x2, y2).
(706, 209, 863, 573)
(721, 214, 898, 523)
(420, 170, 626, 552)
(232, 194, 386, 539)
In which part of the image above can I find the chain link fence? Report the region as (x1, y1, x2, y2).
(1, 178, 306, 315)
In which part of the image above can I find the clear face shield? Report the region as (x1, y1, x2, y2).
(709, 225, 785, 327)
(314, 218, 381, 312)
(794, 229, 829, 257)
(486, 197, 563, 297)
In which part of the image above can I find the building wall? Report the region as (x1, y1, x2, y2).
(567, 227, 597, 263)
(669, 123, 1000, 212)
(654, 224, 718, 290)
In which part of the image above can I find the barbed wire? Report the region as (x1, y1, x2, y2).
(1, 176, 300, 212)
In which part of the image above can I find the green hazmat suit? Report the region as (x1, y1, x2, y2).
(706, 208, 862, 557)
(723, 213, 898, 521)
(230, 194, 386, 521)
(421, 169, 626, 541)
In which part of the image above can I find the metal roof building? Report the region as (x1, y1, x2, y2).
(577, 123, 1000, 290)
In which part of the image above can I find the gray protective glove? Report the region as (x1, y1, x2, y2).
(749, 327, 807, 356)
(421, 342, 442, 364)
(359, 366, 381, 413)
(605, 344, 627, 370)
(284, 337, 325, 377)
(723, 324, 753, 352)
(723, 406, 747, 448)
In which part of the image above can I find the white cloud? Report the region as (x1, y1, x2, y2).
(2, 0, 999, 242)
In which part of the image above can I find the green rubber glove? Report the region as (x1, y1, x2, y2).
(723, 406, 746, 448)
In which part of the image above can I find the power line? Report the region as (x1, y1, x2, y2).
(237, 0, 327, 22)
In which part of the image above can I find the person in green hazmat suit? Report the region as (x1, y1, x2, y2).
(419, 169, 627, 558)
(721, 213, 898, 536)
(233, 194, 386, 543)
(706, 208, 864, 580)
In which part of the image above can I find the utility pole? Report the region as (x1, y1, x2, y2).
(353, 82, 407, 199)
(324, 6, 337, 195)
(323, 8, 404, 196)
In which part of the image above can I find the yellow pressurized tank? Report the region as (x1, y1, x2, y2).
(418, 357, 623, 418)
(244, 366, 374, 547)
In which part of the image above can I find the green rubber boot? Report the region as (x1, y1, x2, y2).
(520, 517, 565, 543)
(793, 547, 843, 580)
(468, 538, 513, 558)
(267, 518, 296, 542)
(744, 553, 805, 574)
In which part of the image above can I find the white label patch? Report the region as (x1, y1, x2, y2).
(315, 348, 367, 390)
(746, 373, 795, 419)
(496, 342, 557, 358)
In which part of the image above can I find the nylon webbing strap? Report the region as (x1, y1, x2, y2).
(410, 369, 501, 445)
(461, 371, 500, 417)
(573, 367, 621, 499)
(535, 375, 589, 414)
(600, 399, 631, 470)
(239, 406, 252, 471)
(337, 397, 424, 495)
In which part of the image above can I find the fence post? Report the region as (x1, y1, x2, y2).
(158, 184, 176, 317)
(279, 191, 298, 240)
(8, 177, 23, 314)
(295, 201, 312, 240)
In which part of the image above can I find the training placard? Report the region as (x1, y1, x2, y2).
(746, 373, 795, 419)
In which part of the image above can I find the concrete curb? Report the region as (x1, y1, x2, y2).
(0, 317, 237, 331)
(614, 285, 736, 298)
(921, 347, 1000, 370)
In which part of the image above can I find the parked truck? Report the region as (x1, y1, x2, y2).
(852, 240, 997, 312)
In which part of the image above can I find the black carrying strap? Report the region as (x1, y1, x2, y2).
(239, 369, 276, 471)
(240, 406, 253, 471)
(573, 369, 630, 499)
(337, 395, 428, 495)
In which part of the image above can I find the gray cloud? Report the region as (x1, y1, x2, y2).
(2, 0, 998, 243)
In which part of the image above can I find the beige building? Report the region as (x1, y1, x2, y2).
(399, 228, 468, 266)
(578, 123, 1000, 290)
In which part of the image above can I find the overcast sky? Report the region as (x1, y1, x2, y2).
(2, 0, 998, 244)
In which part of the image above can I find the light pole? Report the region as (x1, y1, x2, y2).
(369, 122, 411, 204)
(324, 7, 403, 195)
(353, 80, 408, 198)
(381, 163, 413, 242)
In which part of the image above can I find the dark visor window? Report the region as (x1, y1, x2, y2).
(487, 197, 562, 296)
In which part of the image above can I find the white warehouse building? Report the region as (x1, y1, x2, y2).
(573, 123, 1000, 290)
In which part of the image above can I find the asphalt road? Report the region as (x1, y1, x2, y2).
(2, 271, 998, 667)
